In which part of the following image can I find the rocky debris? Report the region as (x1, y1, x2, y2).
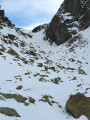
(0, 93, 27, 103)
(46, 0, 90, 45)
(66, 93, 90, 119)
(37, 63, 43, 67)
(29, 97, 35, 104)
(78, 68, 87, 75)
(0, 52, 3, 55)
(0, 107, 20, 117)
(8, 34, 16, 40)
(69, 58, 75, 62)
(14, 75, 22, 81)
(32, 24, 48, 32)
(0, 46, 6, 52)
(0, 92, 36, 106)
(13, 42, 19, 47)
(25, 50, 37, 56)
(16, 28, 32, 38)
(7, 48, 19, 58)
(48, 67, 56, 71)
(51, 77, 62, 84)
(20, 41, 26, 47)
(43, 66, 56, 71)
(39, 95, 62, 108)
(39, 95, 54, 106)
(72, 77, 77, 80)
(39, 77, 47, 82)
(3, 34, 16, 43)
(66, 67, 75, 71)
(34, 73, 47, 77)
(37, 76, 63, 84)
(16, 85, 23, 90)
(0, 96, 5, 101)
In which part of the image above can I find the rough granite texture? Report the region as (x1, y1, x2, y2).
(46, 0, 90, 45)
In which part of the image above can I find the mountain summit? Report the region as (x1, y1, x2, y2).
(46, 0, 90, 45)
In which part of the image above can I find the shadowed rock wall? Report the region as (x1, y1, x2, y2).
(46, 0, 90, 45)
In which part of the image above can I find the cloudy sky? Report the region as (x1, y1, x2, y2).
(0, 0, 64, 29)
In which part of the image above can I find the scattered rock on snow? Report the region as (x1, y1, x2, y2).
(0, 52, 3, 55)
(51, 77, 62, 84)
(0, 107, 20, 117)
(0, 96, 6, 101)
(0, 92, 27, 103)
(39, 95, 62, 108)
(16, 85, 23, 90)
(78, 69, 87, 75)
(37, 63, 43, 67)
(29, 97, 35, 104)
(39, 95, 53, 106)
(7, 48, 19, 58)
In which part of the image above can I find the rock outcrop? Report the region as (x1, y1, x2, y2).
(0, 107, 20, 117)
(46, 0, 90, 45)
(66, 93, 90, 119)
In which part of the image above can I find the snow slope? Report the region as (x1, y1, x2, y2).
(0, 23, 90, 120)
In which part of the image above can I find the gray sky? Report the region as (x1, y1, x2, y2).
(0, 0, 64, 29)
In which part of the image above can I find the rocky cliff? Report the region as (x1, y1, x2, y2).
(46, 0, 90, 45)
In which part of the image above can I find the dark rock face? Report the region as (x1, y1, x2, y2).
(46, 0, 90, 45)
(8, 34, 16, 40)
(0, 17, 12, 26)
(66, 93, 90, 119)
(0, 10, 4, 18)
(32, 24, 48, 32)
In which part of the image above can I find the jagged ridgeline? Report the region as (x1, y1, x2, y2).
(0, 6, 12, 26)
(46, 0, 90, 45)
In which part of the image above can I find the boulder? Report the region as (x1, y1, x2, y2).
(16, 85, 23, 90)
(29, 97, 35, 104)
(66, 93, 90, 119)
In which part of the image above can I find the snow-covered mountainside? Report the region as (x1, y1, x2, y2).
(0, 17, 90, 120)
